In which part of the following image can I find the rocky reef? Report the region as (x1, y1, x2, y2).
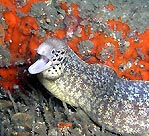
(0, 0, 149, 135)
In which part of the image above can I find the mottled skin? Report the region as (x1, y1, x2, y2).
(30, 38, 149, 135)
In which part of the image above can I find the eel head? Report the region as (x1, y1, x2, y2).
(28, 38, 67, 75)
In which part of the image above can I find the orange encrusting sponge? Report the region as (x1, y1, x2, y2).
(58, 3, 149, 81)
(0, 1, 149, 92)
(0, 0, 46, 91)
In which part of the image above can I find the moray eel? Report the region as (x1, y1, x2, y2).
(28, 38, 149, 135)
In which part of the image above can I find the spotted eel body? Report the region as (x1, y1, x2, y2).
(28, 38, 149, 135)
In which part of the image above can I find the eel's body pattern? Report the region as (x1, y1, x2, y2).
(28, 38, 149, 135)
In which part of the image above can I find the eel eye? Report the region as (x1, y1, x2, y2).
(51, 49, 55, 55)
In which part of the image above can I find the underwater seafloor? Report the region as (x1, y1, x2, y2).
(0, 0, 149, 136)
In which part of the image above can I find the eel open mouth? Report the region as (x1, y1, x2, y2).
(28, 55, 53, 74)
(28, 38, 67, 74)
